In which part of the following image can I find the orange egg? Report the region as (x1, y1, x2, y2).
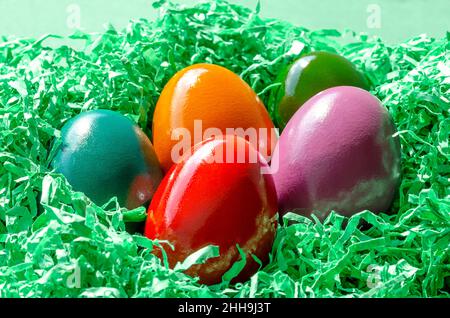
(152, 63, 277, 172)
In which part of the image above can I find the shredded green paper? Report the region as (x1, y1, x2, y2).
(0, 0, 449, 298)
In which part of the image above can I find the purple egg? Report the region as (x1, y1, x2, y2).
(271, 86, 401, 219)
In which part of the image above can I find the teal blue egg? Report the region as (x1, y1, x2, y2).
(52, 109, 163, 210)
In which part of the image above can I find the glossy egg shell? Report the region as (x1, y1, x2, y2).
(152, 63, 277, 172)
(145, 135, 278, 285)
(272, 51, 369, 128)
(52, 110, 163, 210)
(271, 86, 401, 219)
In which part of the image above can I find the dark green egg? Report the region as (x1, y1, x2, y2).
(272, 51, 369, 128)
(52, 109, 163, 210)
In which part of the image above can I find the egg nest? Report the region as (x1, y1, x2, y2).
(0, 0, 449, 298)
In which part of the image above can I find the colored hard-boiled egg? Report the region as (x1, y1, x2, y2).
(145, 135, 278, 285)
(271, 86, 401, 219)
(52, 109, 163, 210)
(272, 51, 369, 128)
(152, 63, 277, 172)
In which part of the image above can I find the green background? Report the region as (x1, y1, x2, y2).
(0, 0, 449, 44)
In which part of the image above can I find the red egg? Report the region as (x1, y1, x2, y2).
(145, 135, 278, 285)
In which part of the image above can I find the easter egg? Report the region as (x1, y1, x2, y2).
(52, 110, 163, 210)
(271, 86, 401, 219)
(152, 63, 277, 172)
(272, 51, 369, 127)
(145, 135, 278, 285)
